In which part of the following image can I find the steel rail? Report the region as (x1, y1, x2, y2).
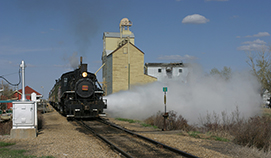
(99, 118, 199, 158)
(75, 120, 134, 158)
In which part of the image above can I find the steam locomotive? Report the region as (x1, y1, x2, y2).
(49, 57, 107, 119)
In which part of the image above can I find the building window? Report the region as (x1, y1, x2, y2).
(179, 69, 182, 73)
(158, 68, 161, 73)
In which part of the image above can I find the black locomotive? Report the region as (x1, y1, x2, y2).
(49, 57, 107, 119)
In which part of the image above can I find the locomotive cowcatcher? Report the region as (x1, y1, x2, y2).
(49, 57, 107, 119)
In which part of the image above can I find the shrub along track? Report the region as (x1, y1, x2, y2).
(74, 118, 198, 158)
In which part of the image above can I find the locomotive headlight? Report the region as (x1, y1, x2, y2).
(82, 72, 88, 77)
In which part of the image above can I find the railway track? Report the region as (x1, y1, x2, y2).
(75, 118, 198, 158)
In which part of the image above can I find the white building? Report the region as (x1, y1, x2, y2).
(144, 63, 189, 82)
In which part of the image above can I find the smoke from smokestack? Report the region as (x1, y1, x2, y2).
(105, 64, 262, 124)
(69, 52, 79, 69)
(17, 0, 103, 56)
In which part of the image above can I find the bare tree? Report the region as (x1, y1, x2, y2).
(210, 66, 232, 80)
(246, 45, 271, 93)
(0, 82, 14, 110)
(0, 82, 13, 99)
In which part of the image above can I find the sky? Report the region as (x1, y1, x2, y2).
(0, 0, 271, 99)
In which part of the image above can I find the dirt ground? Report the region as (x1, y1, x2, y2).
(0, 109, 270, 158)
(108, 118, 271, 158)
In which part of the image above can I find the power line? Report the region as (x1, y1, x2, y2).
(1, 72, 18, 77)
(0, 69, 21, 86)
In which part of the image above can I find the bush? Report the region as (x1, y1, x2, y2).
(144, 110, 194, 131)
(37, 111, 44, 130)
(232, 116, 271, 151)
(199, 108, 271, 152)
(0, 121, 12, 135)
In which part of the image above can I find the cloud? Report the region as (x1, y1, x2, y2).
(182, 14, 210, 24)
(231, 15, 239, 19)
(245, 32, 270, 38)
(237, 39, 268, 51)
(157, 54, 197, 61)
(242, 39, 266, 45)
(253, 32, 270, 37)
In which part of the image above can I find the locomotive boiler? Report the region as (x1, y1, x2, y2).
(49, 57, 107, 119)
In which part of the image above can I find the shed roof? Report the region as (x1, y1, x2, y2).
(17, 86, 42, 95)
(145, 63, 185, 67)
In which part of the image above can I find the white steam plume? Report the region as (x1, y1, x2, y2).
(105, 64, 262, 124)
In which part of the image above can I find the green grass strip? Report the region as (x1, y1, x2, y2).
(0, 141, 16, 147)
(0, 142, 54, 158)
(0, 148, 31, 158)
(140, 123, 158, 129)
(188, 131, 201, 138)
(115, 118, 139, 123)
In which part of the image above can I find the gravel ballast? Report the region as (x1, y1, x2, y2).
(1, 110, 120, 158)
(0, 109, 269, 158)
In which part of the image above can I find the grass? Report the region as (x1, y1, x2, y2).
(0, 141, 54, 158)
(0, 148, 30, 158)
(115, 117, 140, 123)
(0, 141, 15, 147)
(140, 123, 158, 129)
(188, 131, 201, 138)
(186, 131, 230, 142)
(211, 136, 230, 142)
(263, 108, 271, 118)
(115, 118, 159, 129)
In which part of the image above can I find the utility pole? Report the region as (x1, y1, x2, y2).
(20, 61, 26, 101)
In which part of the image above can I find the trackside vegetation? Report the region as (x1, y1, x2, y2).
(0, 141, 54, 158)
(116, 109, 271, 153)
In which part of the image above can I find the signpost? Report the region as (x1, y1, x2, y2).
(163, 87, 168, 131)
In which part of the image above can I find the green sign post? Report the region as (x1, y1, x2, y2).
(163, 87, 167, 92)
(163, 87, 168, 131)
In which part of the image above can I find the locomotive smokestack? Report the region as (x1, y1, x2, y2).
(79, 56, 87, 72)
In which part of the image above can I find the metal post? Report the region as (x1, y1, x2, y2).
(163, 92, 166, 131)
(128, 36, 130, 90)
(41, 86, 44, 113)
(162, 87, 168, 131)
(20, 61, 26, 101)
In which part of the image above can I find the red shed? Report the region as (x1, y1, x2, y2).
(13, 86, 42, 101)
(1, 86, 42, 109)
